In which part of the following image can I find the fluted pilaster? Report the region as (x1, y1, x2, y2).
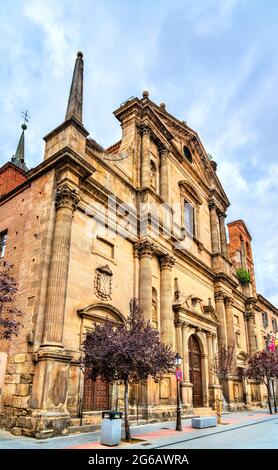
(214, 291, 227, 348)
(219, 213, 228, 257)
(137, 240, 155, 322)
(224, 296, 236, 345)
(42, 184, 79, 347)
(209, 200, 220, 253)
(245, 308, 257, 354)
(141, 125, 151, 188)
(159, 254, 175, 348)
(160, 147, 169, 202)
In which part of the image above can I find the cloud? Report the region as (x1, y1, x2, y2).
(0, 0, 277, 305)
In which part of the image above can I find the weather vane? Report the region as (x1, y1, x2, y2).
(22, 110, 31, 125)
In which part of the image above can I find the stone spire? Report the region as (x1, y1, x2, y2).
(11, 123, 28, 172)
(65, 51, 84, 123)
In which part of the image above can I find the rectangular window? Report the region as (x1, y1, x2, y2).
(272, 318, 277, 332)
(0, 231, 7, 258)
(262, 312, 268, 328)
(184, 202, 195, 236)
(96, 237, 114, 260)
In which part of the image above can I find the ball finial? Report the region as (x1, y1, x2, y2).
(77, 51, 83, 58)
(160, 102, 166, 110)
(21, 123, 27, 131)
(142, 90, 149, 98)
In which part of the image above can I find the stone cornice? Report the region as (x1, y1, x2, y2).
(173, 306, 220, 327)
(0, 147, 96, 205)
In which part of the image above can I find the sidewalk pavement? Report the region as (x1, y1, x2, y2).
(70, 410, 276, 449)
(0, 409, 276, 449)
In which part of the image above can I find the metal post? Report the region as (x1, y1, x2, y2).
(176, 373, 182, 431)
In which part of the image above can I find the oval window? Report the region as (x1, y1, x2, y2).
(183, 146, 192, 163)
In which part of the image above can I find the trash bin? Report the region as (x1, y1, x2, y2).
(100, 411, 123, 446)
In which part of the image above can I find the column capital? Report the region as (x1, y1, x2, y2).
(218, 211, 227, 219)
(244, 310, 255, 321)
(160, 145, 170, 157)
(174, 318, 183, 328)
(225, 296, 234, 308)
(135, 239, 155, 258)
(214, 290, 224, 302)
(55, 184, 80, 211)
(206, 331, 213, 338)
(209, 199, 217, 210)
(159, 253, 175, 270)
(139, 123, 151, 135)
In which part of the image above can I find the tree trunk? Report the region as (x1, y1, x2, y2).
(124, 381, 131, 441)
(266, 378, 273, 414)
(271, 379, 277, 413)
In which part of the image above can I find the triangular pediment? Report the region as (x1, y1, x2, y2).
(150, 102, 230, 207)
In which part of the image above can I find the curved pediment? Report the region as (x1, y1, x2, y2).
(178, 180, 202, 205)
(77, 302, 125, 324)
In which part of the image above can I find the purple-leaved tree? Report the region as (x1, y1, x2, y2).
(243, 350, 278, 414)
(0, 261, 22, 340)
(82, 298, 175, 441)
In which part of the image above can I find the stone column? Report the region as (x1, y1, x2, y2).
(214, 291, 227, 348)
(137, 240, 154, 322)
(219, 213, 228, 257)
(182, 323, 190, 382)
(42, 184, 79, 347)
(245, 310, 257, 354)
(206, 332, 215, 385)
(159, 254, 175, 349)
(175, 319, 183, 357)
(211, 333, 220, 386)
(181, 323, 193, 406)
(141, 125, 151, 188)
(160, 147, 169, 202)
(209, 200, 220, 253)
(225, 297, 236, 348)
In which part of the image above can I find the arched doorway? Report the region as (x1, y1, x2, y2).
(78, 303, 126, 413)
(188, 335, 203, 407)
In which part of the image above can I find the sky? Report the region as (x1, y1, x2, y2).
(0, 0, 277, 306)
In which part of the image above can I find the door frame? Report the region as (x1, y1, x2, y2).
(188, 334, 203, 407)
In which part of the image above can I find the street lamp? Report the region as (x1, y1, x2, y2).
(174, 352, 183, 431)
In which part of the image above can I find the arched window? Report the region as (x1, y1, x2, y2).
(152, 287, 158, 328)
(183, 145, 193, 163)
(150, 161, 157, 191)
(246, 241, 251, 258)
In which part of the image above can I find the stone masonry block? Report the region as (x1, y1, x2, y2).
(192, 416, 217, 428)
(14, 354, 26, 363)
(16, 384, 30, 396)
(12, 396, 29, 409)
(5, 374, 20, 384)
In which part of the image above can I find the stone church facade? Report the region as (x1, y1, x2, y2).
(0, 52, 277, 437)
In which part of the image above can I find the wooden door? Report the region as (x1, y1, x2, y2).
(83, 371, 109, 411)
(188, 335, 203, 407)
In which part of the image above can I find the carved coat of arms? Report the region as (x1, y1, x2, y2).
(94, 265, 113, 300)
